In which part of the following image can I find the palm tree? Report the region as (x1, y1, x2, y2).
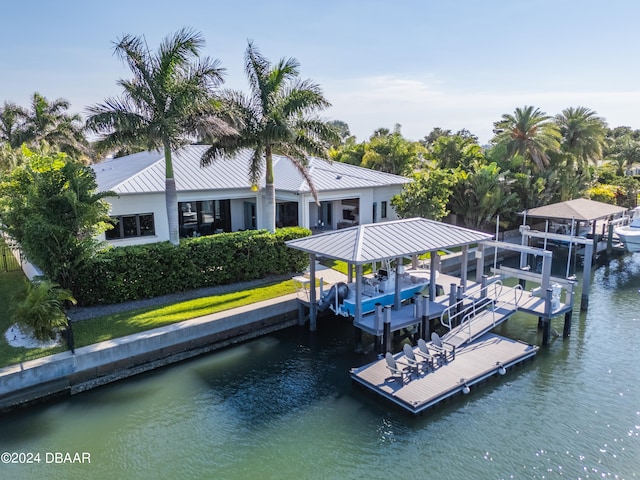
(449, 162, 518, 229)
(361, 124, 425, 175)
(555, 106, 608, 168)
(492, 105, 561, 171)
(18, 93, 88, 157)
(0, 102, 25, 148)
(86, 28, 226, 245)
(201, 41, 337, 232)
(607, 134, 640, 175)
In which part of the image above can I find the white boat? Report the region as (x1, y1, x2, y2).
(615, 217, 640, 252)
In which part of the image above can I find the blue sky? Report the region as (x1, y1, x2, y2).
(2, 0, 640, 144)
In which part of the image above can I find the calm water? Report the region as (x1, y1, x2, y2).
(1, 255, 639, 479)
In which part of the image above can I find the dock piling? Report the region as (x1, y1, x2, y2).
(541, 288, 553, 346)
(456, 285, 464, 315)
(421, 295, 430, 340)
(563, 310, 572, 338)
(449, 283, 457, 308)
(309, 254, 317, 332)
(542, 320, 551, 346)
(580, 242, 594, 311)
(374, 303, 383, 353)
(383, 308, 392, 353)
(298, 302, 306, 326)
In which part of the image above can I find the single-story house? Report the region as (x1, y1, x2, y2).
(92, 145, 411, 246)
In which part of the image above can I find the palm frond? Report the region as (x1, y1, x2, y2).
(157, 27, 204, 74)
(245, 41, 272, 114)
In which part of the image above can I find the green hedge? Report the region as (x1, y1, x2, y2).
(70, 227, 310, 306)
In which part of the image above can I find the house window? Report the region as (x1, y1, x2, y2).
(179, 200, 231, 237)
(106, 213, 155, 240)
(381, 201, 388, 219)
(276, 202, 299, 227)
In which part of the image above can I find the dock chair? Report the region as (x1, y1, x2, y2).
(415, 339, 437, 371)
(385, 352, 411, 383)
(430, 332, 455, 363)
(403, 343, 430, 374)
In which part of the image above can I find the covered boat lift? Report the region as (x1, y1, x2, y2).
(520, 198, 627, 309)
(286, 217, 493, 333)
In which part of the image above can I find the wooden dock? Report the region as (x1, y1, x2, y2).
(351, 333, 538, 414)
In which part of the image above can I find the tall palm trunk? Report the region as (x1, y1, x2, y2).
(164, 140, 179, 245)
(265, 146, 276, 232)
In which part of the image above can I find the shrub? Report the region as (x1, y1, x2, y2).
(585, 184, 617, 204)
(11, 279, 76, 341)
(70, 227, 311, 306)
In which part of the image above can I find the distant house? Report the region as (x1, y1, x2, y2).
(92, 145, 410, 246)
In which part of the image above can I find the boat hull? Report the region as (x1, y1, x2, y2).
(341, 283, 427, 316)
(614, 227, 640, 252)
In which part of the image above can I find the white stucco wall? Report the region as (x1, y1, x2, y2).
(299, 184, 404, 230)
(99, 182, 407, 245)
(372, 185, 404, 221)
(99, 193, 168, 246)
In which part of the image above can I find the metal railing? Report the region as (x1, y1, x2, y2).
(439, 280, 501, 331)
(440, 281, 524, 341)
(461, 284, 523, 340)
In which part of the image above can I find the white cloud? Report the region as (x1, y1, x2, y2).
(323, 75, 640, 144)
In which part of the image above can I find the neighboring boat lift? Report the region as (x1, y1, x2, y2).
(518, 198, 628, 309)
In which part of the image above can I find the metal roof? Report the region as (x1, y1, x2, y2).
(92, 150, 163, 192)
(91, 145, 409, 195)
(273, 156, 410, 192)
(286, 217, 493, 264)
(523, 198, 627, 222)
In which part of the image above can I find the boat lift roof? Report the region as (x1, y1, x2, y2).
(522, 198, 627, 222)
(286, 217, 493, 265)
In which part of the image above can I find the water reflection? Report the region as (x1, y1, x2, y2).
(1, 255, 639, 479)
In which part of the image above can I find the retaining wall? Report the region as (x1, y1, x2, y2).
(0, 296, 299, 412)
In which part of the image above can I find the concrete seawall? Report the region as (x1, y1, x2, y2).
(0, 295, 300, 412)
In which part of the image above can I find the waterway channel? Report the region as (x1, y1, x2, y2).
(1, 254, 639, 479)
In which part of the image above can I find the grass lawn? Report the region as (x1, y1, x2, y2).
(71, 279, 298, 347)
(0, 273, 301, 369)
(320, 258, 372, 275)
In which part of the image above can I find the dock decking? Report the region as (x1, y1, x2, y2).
(351, 333, 538, 414)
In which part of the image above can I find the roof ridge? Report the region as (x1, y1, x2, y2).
(354, 224, 366, 261)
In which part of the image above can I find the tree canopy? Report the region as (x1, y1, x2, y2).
(201, 41, 337, 232)
(86, 28, 227, 245)
(391, 165, 456, 220)
(492, 105, 561, 171)
(0, 147, 114, 288)
(0, 94, 88, 160)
